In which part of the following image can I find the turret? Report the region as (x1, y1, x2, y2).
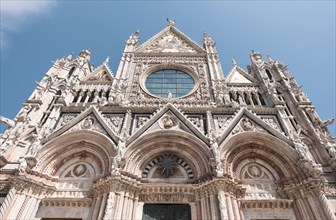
(116, 31, 139, 79)
(203, 32, 224, 80)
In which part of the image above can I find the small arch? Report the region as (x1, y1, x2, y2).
(265, 69, 273, 81)
(68, 67, 76, 78)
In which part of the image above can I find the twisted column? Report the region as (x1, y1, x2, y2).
(318, 192, 336, 220)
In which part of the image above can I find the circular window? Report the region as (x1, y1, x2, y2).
(145, 69, 194, 98)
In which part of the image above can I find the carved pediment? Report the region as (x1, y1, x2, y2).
(128, 103, 208, 145)
(226, 65, 258, 85)
(217, 108, 290, 145)
(142, 33, 197, 53)
(45, 106, 119, 144)
(82, 62, 114, 82)
(136, 26, 205, 55)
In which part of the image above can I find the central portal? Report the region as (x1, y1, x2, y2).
(142, 204, 191, 220)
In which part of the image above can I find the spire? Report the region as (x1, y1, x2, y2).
(66, 52, 74, 61)
(267, 54, 274, 62)
(232, 59, 237, 66)
(126, 30, 139, 46)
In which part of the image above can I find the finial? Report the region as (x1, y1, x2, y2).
(232, 59, 237, 66)
(66, 52, 74, 61)
(135, 29, 140, 36)
(267, 54, 274, 62)
(103, 56, 110, 64)
(167, 18, 175, 26)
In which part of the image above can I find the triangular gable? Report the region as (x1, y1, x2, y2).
(44, 106, 119, 144)
(127, 103, 209, 145)
(226, 64, 258, 85)
(136, 25, 205, 54)
(82, 62, 114, 82)
(218, 108, 291, 146)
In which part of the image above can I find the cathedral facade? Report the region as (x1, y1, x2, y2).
(0, 22, 335, 220)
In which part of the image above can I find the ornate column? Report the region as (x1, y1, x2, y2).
(217, 190, 229, 220)
(306, 193, 325, 219)
(96, 193, 108, 220)
(90, 194, 103, 219)
(6, 193, 26, 219)
(209, 193, 219, 220)
(318, 192, 336, 220)
(122, 190, 131, 218)
(132, 193, 140, 220)
(231, 196, 242, 220)
(295, 197, 311, 219)
(114, 190, 125, 220)
(0, 187, 16, 219)
(103, 192, 116, 220)
(226, 195, 235, 220)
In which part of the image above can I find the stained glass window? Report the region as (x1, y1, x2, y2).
(145, 69, 194, 98)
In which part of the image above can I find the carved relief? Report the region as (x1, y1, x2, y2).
(158, 114, 179, 130)
(214, 115, 233, 134)
(104, 114, 124, 133)
(240, 118, 254, 131)
(57, 114, 78, 128)
(237, 160, 280, 201)
(81, 116, 95, 129)
(142, 153, 194, 181)
(144, 33, 196, 53)
(260, 116, 281, 132)
(186, 115, 204, 132)
(140, 194, 195, 203)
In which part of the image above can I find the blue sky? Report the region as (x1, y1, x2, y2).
(0, 1, 335, 136)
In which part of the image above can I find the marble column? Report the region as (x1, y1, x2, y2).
(217, 190, 229, 220)
(103, 192, 116, 220)
(0, 187, 16, 219)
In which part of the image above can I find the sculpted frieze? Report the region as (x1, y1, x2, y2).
(57, 113, 78, 128)
(186, 114, 205, 133)
(214, 115, 233, 133)
(260, 116, 282, 132)
(133, 56, 206, 64)
(324, 184, 336, 196)
(140, 193, 195, 203)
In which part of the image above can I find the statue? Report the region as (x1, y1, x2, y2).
(163, 116, 174, 129)
(208, 130, 223, 175)
(111, 128, 128, 175)
(306, 107, 320, 124)
(27, 134, 42, 157)
(166, 18, 175, 26)
(290, 126, 311, 160)
(325, 142, 336, 158)
(18, 157, 27, 174)
(16, 105, 31, 122)
(167, 90, 173, 99)
(321, 118, 334, 128)
(111, 155, 122, 175)
(0, 116, 15, 129)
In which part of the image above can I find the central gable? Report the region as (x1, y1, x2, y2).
(136, 25, 205, 55)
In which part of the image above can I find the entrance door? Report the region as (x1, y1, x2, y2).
(143, 204, 191, 220)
